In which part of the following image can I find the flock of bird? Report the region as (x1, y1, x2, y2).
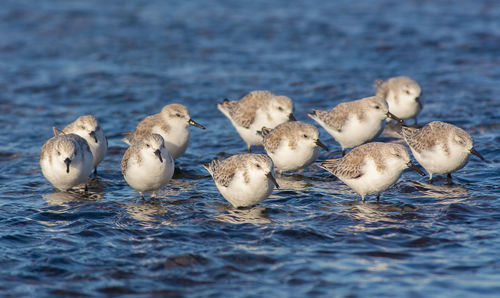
(40, 76, 485, 208)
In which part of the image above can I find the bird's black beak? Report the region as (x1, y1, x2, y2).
(266, 172, 280, 189)
(407, 161, 425, 176)
(155, 149, 163, 163)
(316, 139, 329, 152)
(416, 96, 423, 109)
(387, 112, 404, 124)
(89, 131, 98, 143)
(470, 148, 485, 161)
(289, 114, 296, 121)
(188, 119, 206, 130)
(64, 158, 71, 173)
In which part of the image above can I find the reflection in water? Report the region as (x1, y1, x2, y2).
(43, 190, 102, 206)
(42, 177, 108, 206)
(153, 179, 199, 198)
(341, 200, 419, 232)
(125, 201, 173, 227)
(408, 181, 469, 204)
(315, 180, 359, 201)
(216, 206, 271, 225)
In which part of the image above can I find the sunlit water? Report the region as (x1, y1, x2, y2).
(1, 0, 500, 296)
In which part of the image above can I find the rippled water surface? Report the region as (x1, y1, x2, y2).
(1, 0, 500, 296)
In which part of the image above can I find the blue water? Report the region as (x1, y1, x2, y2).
(1, 0, 500, 296)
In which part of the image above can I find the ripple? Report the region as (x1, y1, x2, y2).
(162, 254, 210, 269)
(354, 250, 412, 259)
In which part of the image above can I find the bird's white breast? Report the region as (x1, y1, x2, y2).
(216, 170, 274, 208)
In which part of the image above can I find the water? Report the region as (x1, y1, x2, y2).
(1, 0, 500, 296)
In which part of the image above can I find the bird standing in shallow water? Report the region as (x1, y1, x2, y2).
(259, 121, 328, 174)
(402, 121, 485, 183)
(308, 96, 402, 156)
(218, 90, 295, 152)
(123, 104, 205, 160)
(121, 134, 175, 199)
(374, 76, 422, 124)
(204, 153, 279, 208)
(40, 134, 93, 192)
(319, 142, 425, 202)
(60, 115, 107, 176)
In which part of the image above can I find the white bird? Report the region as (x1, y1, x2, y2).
(374, 76, 422, 123)
(123, 104, 205, 159)
(308, 96, 402, 155)
(319, 142, 424, 201)
(402, 121, 485, 183)
(204, 153, 279, 208)
(259, 121, 328, 174)
(40, 134, 94, 191)
(60, 115, 107, 175)
(121, 134, 175, 199)
(218, 90, 295, 152)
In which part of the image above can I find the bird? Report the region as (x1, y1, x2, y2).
(319, 142, 425, 201)
(217, 90, 295, 152)
(402, 121, 485, 183)
(259, 121, 328, 174)
(204, 153, 280, 208)
(58, 115, 107, 176)
(308, 96, 402, 156)
(40, 133, 94, 191)
(374, 76, 422, 124)
(121, 134, 175, 199)
(123, 104, 205, 159)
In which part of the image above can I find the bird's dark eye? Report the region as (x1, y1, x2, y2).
(303, 134, 308, 138)
(256, 164, 261, 168)
(374, 105, 380, 109)
(57, 151, 61, 156)
(406, 90, 410, 95)
(278, 107, 284, 111)
(80, 125, 86, 130)
(146, 144, 150, 148)
(176, 113, 182, 117)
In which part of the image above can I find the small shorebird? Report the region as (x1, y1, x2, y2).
(123, 104, 205, 160)
(218, 90, 295, 152)
(308, 96, 402, 155)
(121, 134, 175, 199)
(374, 76, 422, 124)
(260, 121, 328, 174)
(204, 153, 279, 208)
(402, 121, 485, 183)
(40, 133, 93, 191)
(319, 142, 425, 201)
